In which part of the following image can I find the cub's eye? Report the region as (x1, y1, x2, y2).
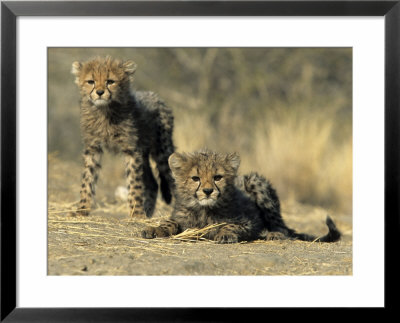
(214, 175, 223, 181)
(87, 80, 95, 85)
(106, 80, 115, 85)
(191, 176, 200, 182)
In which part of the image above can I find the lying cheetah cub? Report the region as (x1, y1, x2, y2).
(142, 149, 341, 243)
(71, 56, 175, 218)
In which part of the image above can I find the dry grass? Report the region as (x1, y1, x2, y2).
(171, 223, 226, 242)
(173, 112, 213, 151)
(252, 109, 352, 213)
(47, 200, 352, 275)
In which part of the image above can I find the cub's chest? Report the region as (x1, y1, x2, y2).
(83, 116, 135, 149)
(105, 122, 135, 150)
(188, 208, 223, 228)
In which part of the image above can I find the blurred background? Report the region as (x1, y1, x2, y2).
(48, 48, 352, 214)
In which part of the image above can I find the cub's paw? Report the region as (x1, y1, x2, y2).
(266, 232, 287, 241)
(141, 226, 170, 239)
(141, 226, 157, 239)
(70, 208, 89, 217)
(214, 232, 239, 244)
(131, 210, 148, 220)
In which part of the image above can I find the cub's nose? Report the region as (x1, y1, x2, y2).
(203, 188, 214, 196)
(96, 90, 105, 96)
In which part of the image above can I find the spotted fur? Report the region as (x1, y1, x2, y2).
(142, 149, 341, 243)
(71, 56, 175, 218)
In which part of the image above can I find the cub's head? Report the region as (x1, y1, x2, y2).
(71, 56, 136, 107)
(168, 149, 240, 208)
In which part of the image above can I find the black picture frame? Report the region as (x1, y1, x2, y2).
(1, 1, 398, 321)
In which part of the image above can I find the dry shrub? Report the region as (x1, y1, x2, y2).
(173, 112, 213, 151)
(251, 109, 352, 214)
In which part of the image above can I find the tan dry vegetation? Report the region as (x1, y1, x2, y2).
(253, 109, 352, 213)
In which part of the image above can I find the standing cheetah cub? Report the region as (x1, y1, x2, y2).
(142, 149, 341, 243)
(71, 56, 175, 218)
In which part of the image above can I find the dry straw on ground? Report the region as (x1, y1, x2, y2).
(171, 223, 226, 242)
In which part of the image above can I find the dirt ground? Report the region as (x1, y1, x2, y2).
(48, 154, 352, 276)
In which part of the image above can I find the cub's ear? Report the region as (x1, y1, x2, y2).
(226, 152, 240, 172)
(122, 60, 137, 76)
(71, 61, 82, 76)
(168, 152, 187, 177)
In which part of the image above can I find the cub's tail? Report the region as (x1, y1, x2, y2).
(289, 216, 341, 243)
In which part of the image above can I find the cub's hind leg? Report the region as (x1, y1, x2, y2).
(243, 172, 288, 233)
(76, 146, 103, 216)
(151, 104, 175, 204)
(152, 145, 174, 205)
(142, 159, 158, 218)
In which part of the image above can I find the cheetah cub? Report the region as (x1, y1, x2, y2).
(142, 149, 341, 243)
(71, 56, 175, 218)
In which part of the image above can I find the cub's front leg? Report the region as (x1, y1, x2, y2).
(124, 149, 148, 218)
(141, 219, 180, 239)
(76, 146, 103, 216)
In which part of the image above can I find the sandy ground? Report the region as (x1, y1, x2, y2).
(48, 155, 352, 276)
